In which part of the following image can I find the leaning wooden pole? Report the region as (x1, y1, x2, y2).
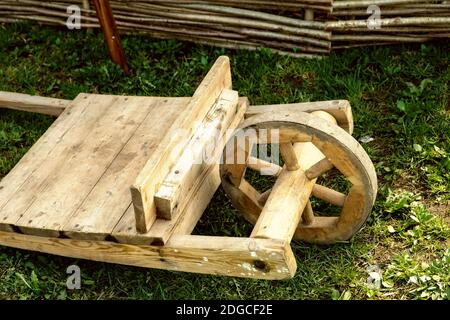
(92, 0, 129, 74)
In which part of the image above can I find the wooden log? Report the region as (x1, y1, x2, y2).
(327, 17, 450, 30)
(333, 0, 437, 10)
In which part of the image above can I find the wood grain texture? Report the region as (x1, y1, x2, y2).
(154, 89, 239, 219)
(132, 56, 232, 233)
(250, 141, 321, 241)
(63, 97, 189, 240)
(0, 91, 69, 116)
(0, 94, 116, 233)
(14, 95, 152, 237)
(0, 231, 296, 280)
(113, 97, 248, 244)
(279, 142, 300, 171)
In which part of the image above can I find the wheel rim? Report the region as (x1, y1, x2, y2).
(220, 111, 377, 244)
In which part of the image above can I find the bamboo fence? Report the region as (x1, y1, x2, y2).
(0, 0, 449, 57)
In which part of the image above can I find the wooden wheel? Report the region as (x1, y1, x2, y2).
(220, 110, 377, 244)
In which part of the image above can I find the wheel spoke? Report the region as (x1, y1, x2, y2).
(258, 188, 272, 206)
(279, 143, 299, 171)
(301, 200, 315, 225)
(247, 156, 282, 177)
(312, 184, 346, 207)
(238, 179, 262, 207)
(305, 158, 334, 180)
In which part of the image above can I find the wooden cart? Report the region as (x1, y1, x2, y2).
(0, 56, 377, 280)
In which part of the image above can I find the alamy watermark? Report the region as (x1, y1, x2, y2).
(366, 264, 382, 289)
(166, 126, 281, 175)
(367, 4, 382, 30)
(66, 5, 81, 30)
(66, 264, 81, 290)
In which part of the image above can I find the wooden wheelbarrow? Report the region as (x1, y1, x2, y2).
(0, 56, 377, 280)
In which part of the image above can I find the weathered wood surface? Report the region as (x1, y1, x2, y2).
(0, 94, 117, 234)
(0, 91, 70, 116)
(63, 97, 189, 240)
(112, 97, 248, 244)
(1, 92, 232, 243)
(245, 100, 353, 134)
(132, 56, 232, 233)
(0, 231, 296, 280)
(154, 89, 239, 220)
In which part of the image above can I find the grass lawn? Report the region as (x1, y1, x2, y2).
(0, 22, 449, 300)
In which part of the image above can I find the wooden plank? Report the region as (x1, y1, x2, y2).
(0, 91, 70, 116)
(0, 94, 117, 232)
(0, 231, 296, 280)
(63, 97, 189, 241)
(154, 89, 239, 219)
(0, 93, 89, 209)
(14, 95, 151, 237)
(245, 100, 353, 134)
(170, 97, 250, 236)
(132, 56, 232, 233)
(113, 97, 248, 244)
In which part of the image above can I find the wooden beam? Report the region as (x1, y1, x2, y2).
(154, 89, 238, 219)
(0, 91, 70, 116)
(131, 56, 232, 233)
(0, 231, 296, 280)
(245, 100, 353, 134)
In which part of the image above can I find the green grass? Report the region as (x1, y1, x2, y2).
(0, 22, 449, 300)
